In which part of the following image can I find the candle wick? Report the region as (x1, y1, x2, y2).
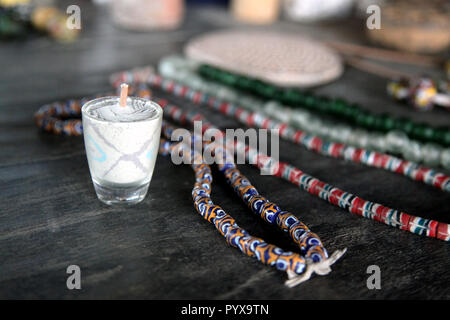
(120, 83, 129, 107)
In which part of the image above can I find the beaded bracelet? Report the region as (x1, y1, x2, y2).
(159, 131, 345, 286)
(34, 84, 450, 241)
(34, 98, 86, 136)
(112, 70, 450, 193)
(198, 64, 450, 147)
(157, 56, 450, 169)
(33, 86, 152, 136)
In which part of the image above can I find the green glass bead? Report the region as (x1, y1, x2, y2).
(304, 94, 316, 109)
(441, 130, 450, 146)
(373, 115, 385, 131)
(208, 68, 220, 80)
(362, 114, 377, 128)
(198, 65, 210, 78)
(264, 85, 278, 97)
(411, 124, 428, 141)
(355, 112, 369, 127)
(316, 97, 331, 113)
(343, 104, 361, 120)
(329, 99, 347, 115)
(431, 129, 444, 144)
(395, 118, 415, 134)
(295, 92, 308, 105)
(379, 114, 396, 132)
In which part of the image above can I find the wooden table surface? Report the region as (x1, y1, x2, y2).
(0, 1, 449, 299)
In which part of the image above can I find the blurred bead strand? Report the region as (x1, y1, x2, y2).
(197, 64, 450, 147)
(109, 69, 450, 192)
(155, 56, 450, 168)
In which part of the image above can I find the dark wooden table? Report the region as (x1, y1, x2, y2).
(1, 1, 449, 299)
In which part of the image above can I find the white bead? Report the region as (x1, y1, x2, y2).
(440, 148, 450, 170)
(369, 133, 386, 152)
(422, 143, 442, 166)
(386, 130, 409, 153)
(402, 141, 423, 163)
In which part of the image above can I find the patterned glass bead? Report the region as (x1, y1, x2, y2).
(316, 96, 331, 113)
(395, 118, 414, 134)
(304, 95, 316, 109)
(411, 124, 430, 141)
(422, 143, 442, 166)
(344, 104, 361, 120)
(355, 112, 369, 127)
(330, 99, 347, 115)
(348, 129, 364, 146)
(236, 76, 252, 90)
(442, 130, 450, 146)
(281, 89, 298, 104)
(361, 114, 376, 129)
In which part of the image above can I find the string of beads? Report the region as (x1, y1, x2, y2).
(161, 121, 333, 263)
(120, 82, 450, 241)
(157, 56, 450, 168)
(198, 64, 450, 147)
(111, 70, 450, 193)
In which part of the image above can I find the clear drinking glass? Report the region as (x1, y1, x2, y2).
(82, 96, 163, 205)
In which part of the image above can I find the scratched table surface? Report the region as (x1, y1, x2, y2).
(0, 1, 449, 299)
